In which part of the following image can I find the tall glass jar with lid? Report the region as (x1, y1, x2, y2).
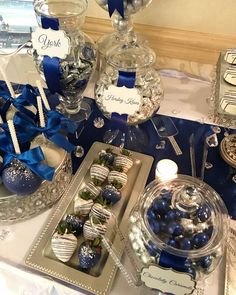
(33, 0, 97, 123)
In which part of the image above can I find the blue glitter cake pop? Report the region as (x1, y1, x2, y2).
(2, 159, 42, 196)
(2, 120, 42, 196)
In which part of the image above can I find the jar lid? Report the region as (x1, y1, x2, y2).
(106, 43, 156, 71)
(139, 175, 229, 258)
(34, 0, 87, 18)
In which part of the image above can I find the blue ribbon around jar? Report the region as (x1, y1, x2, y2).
(41, 16, 63, 95)
(108, 0, 125, 17)
(110, 70, 136, 130)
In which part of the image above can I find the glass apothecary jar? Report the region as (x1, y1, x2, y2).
(128, 175, 229, 292)
(95, 0, 153, 70)
(32, 0, 96, 122)
(95, 44, 163, 125)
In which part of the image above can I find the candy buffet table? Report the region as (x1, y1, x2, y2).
(0, 53, 234, 295)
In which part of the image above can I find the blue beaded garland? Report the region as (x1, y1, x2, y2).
(186, 267, 196, 278)
(147, 208, 156, 221)
(159, 220, 167, 232)
(204, 225, 213, 238)
(176, 210, 189, 219)
(160, 191, 172, 204)
(152, 220, 160, 234)
(165, 210, 177, 222)
(149, 219, 161, 234)
(184, 258, 193, 267)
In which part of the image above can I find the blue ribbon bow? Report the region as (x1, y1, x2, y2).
(0, 85, 37, 120)
(13, 112, 75, 153)
(3, 147, 55, 181)
(108, 0, 124, 18)
(45, 110, 77, 134)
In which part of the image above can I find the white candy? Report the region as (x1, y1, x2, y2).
(84, 181, 102, 198)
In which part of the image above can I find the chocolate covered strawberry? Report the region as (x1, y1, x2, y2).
(51, 221, 77, 263)
(65, 214, 86, 237)
(102, 185, 121, 205)
(90, 159, 109, 185)
(78, 239, 102, 269)
(114, 149, 133, 173)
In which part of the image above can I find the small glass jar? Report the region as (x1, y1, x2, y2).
(95, 44, 163, 125)
(128, 175, 229, 286)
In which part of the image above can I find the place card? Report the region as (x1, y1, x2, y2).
(102, 85, 141, 116)
(32, 27, 70, 59)
(141, 264, 196, 295)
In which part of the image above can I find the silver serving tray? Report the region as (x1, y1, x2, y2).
(25, 142, 153, 295)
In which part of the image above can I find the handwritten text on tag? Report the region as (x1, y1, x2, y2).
(102, 85, 141, 116)
(32, 27, 70, 59)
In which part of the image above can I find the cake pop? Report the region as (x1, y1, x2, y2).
(30, 95, 64, 168)
(2, 120, 42, 196)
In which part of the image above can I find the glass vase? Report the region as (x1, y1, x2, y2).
(33, 0, 97, 123)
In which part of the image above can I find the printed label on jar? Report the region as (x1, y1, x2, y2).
(32, 27, 70, 59)
(141, 264, 196, 295)
(102, 85, 141, 116)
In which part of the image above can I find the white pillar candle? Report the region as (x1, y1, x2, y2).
(155, 159, 178, 181)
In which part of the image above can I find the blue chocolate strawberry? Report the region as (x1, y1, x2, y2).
(65, 214, 86, 237)
(102, 185, 121, 205)
(78, 239, 102, 269)
(99, 148, 115, 166)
